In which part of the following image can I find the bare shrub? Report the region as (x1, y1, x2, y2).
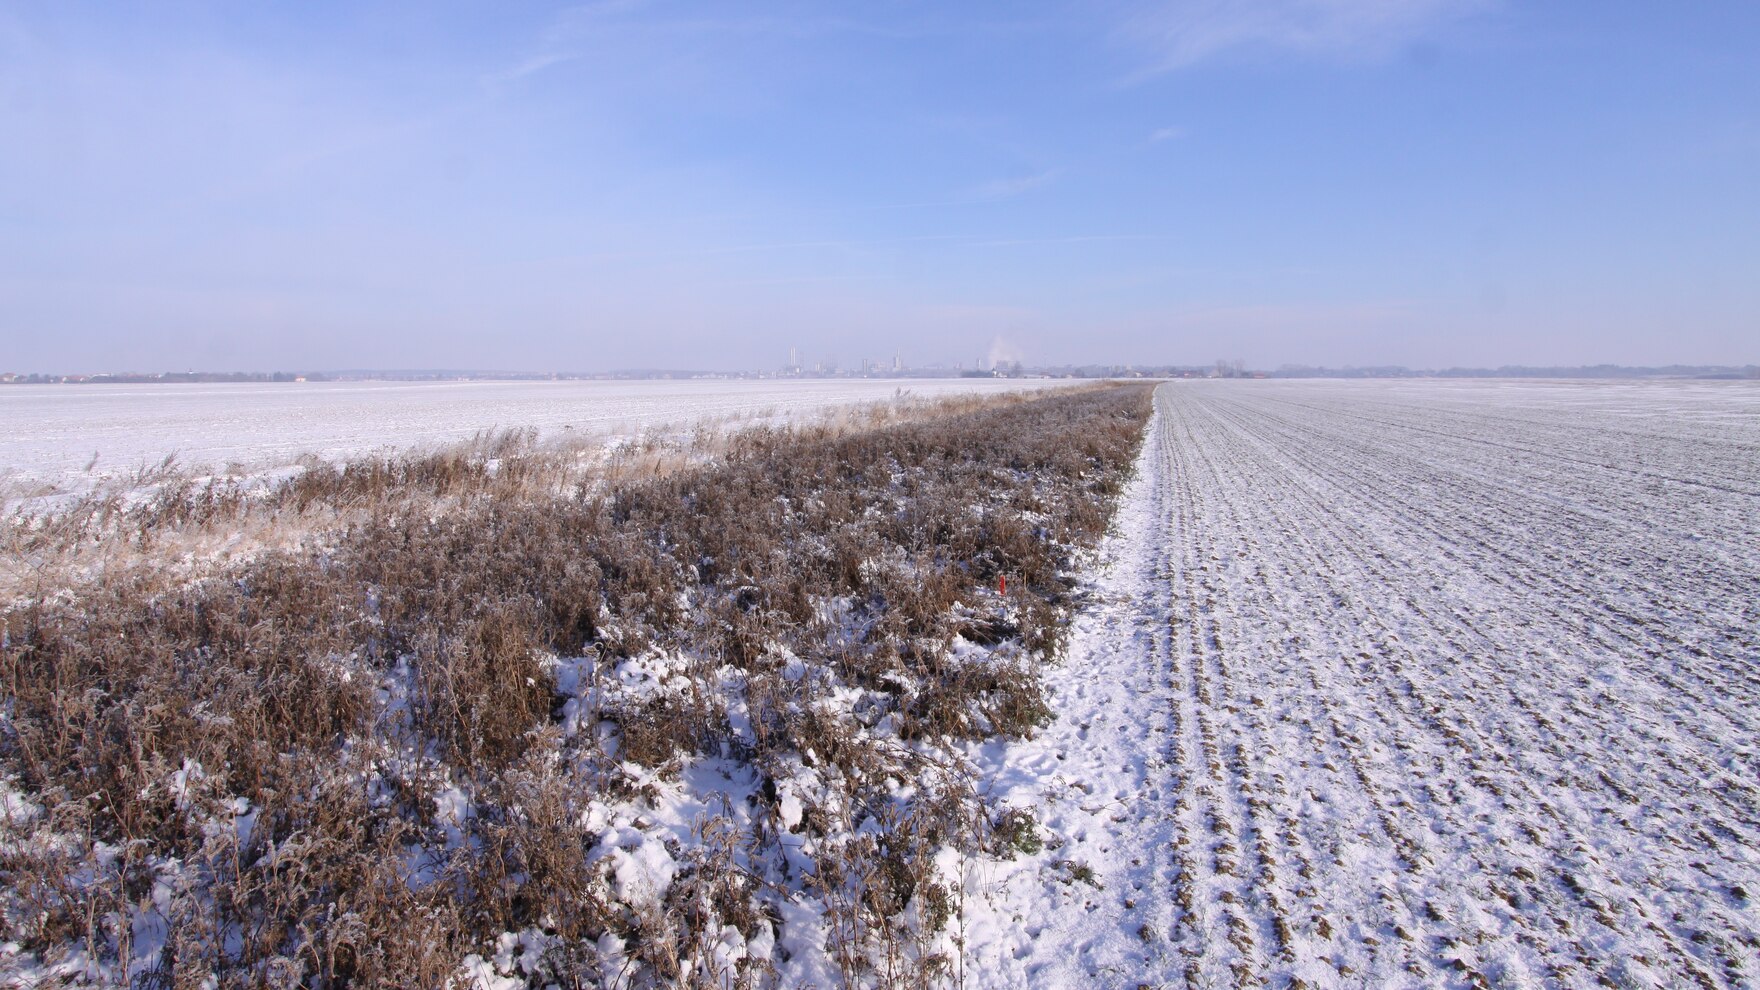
(0, 382, 1154, 988)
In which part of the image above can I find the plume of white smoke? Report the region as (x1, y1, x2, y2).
(986, 336, 1024, 372)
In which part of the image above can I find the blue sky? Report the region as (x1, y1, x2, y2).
(2, 1, 1756, 372)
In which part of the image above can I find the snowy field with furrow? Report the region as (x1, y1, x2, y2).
(969, 379, 1760, 989)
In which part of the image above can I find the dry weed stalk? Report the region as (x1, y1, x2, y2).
(1, 383, 1153, 988)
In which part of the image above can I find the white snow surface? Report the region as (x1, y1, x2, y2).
(961, 379, 1760, 989)
(12, 376, 1758, 988)
(0, 377, 1071, 497)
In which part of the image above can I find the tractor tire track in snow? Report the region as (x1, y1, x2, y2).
(965, 380, 1760, 989)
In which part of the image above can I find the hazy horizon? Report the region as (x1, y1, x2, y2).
(3, 2, 1756, 372)
(8, 360, 1760, 381)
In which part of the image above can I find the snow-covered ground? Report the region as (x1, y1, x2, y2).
(965, 379, 1760, 988)
(0, 377, 1071, 498)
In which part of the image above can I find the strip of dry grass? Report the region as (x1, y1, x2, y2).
(1, 383, 1154, 988)
(0, 390, 1055, 606)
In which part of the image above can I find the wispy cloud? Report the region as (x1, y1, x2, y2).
(488, 51, 580, 85)
(1124, 0, 1492, 74)
(717, 272, 890, 287)
(1149, 125, 1188, 143)
(543, 1, 926, 45)
(556, 230, 1184, 269)
(969, 169, 1060, 201)
(695, 235, 966, 256)
(969, 234, 1173, 248)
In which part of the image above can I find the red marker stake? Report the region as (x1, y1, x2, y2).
(999, 574, 1007, 595)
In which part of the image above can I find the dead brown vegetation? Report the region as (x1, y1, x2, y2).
(1, 382, 1153, 988)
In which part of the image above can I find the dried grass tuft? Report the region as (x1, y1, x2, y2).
(1, 382, 1154, 987)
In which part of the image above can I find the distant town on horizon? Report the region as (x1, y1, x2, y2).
(4, 363, 1758, 386)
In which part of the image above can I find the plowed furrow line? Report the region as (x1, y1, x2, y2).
(1164, 400, 1279, 988)
(1319, 454, 1760, 828)
(1276, 402, 1760, 712)
(1213, 394, 1760, 821)
(1182, 392, 1713, 984)
(1144, 383, 1760, 988)
(1265, 393, 1760, 507)
(1202, 400, 1543, 982)
(1189, 389, 1752, 979)
(1239, 401, 1745, 958)
(1165, 390, 1437, 984)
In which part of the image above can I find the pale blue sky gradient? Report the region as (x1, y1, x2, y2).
(2, 2, 1756, 371)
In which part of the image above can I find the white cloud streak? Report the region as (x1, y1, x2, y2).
(1125, 0, 1491, 73)
(969, 169, 1061, 200)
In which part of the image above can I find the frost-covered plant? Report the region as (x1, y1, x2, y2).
(0, 383, 1154, 988)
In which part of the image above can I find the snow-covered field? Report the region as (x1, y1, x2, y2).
(0, 377, 1071, 498)
(8, 375, 1757, 987)
(969, 379, 1760, 988)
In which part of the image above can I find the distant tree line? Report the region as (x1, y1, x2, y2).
(7, 363, 1753, 385)
(1269, 364, 1760, 380)
(0, 371, 329, 384)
